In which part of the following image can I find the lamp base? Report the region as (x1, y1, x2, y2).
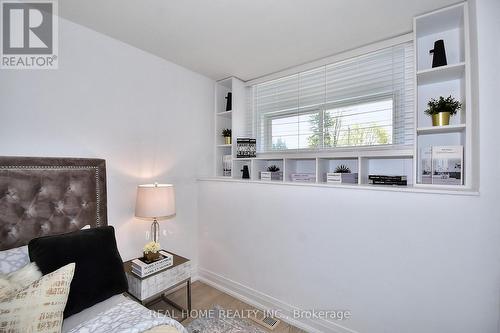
(151, 219, 160, 244)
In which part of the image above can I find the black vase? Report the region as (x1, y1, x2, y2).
(429, 40, 447, 68)
(241, 165, 250, 179)
(225, 92, 232, 111)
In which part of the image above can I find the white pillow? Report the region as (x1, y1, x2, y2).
(0, 262, 42, 300)
(0, 245, 29, 275)
(0, 263, 75, 333)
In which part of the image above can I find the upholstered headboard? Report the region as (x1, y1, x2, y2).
(0, 157, 107, 250)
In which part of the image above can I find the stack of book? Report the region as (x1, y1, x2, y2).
(131, 250, 173, 278)
(260, 171, 283, 181)
(222, 155, 232, 177)
(326, 173, 359, 184)
(290, 173, 316, 182)
(236, 138, 257, 158)
(369, 175, 407, 186)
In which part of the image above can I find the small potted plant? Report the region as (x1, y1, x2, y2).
(260, 165, 283, 181)
(425, 95, 462, 126)
(143, 241, 161, 262)
(326, 164, 358, 184)
(222, 128, 232, 144)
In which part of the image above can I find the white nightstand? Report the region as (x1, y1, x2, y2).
(124, 251, 191, 315)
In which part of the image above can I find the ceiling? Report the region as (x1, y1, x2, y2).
(59, 0, 459, 81)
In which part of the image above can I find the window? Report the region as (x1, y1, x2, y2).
(268, 97, 393, 150)
(253, 42, 414, 153)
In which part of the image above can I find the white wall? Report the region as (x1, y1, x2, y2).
(0, 17, 215, 266)
(197, 0, 500, 332)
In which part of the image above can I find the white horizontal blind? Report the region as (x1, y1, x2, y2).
(253, 42, 414, 152)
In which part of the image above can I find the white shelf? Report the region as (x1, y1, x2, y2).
(413, 183, 467, 190)
(198, 177, 479, 196)
(216, 110, 232, 117)
(217, 144, 232, 148)
(417, 124, 466, 134)
(417, 62, 465, 85)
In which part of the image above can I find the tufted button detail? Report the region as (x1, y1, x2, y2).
(6, 188, 18, 202)
(7, 226, 19, 238)
(55, 201, 65, 213)
(26, 205, 36, 218)
(40, 222, 50, 233)
(81, 201, 88, 209)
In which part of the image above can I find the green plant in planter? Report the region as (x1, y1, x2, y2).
(334, 164, 351, 173)
(425, 95, 462, 126)
(267, 165, 280, 172)
(221, 128, 232, 144)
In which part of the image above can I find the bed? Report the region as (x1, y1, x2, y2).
(0, 156, 187, 333)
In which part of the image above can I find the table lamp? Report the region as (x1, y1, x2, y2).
(135, 183, 176, 244)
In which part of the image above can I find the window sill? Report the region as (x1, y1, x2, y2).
(197, 177, 479, 196)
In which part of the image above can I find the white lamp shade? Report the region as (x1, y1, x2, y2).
(135, 184, 176, 220)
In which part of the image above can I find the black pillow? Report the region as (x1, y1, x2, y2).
(28, 226, 128, 318)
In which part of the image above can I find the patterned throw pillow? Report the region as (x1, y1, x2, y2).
(0, 262, 42, 300)
(0, 246, 29, 274)
(0, 263, 75, 333)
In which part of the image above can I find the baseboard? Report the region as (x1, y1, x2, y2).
(198, 268, 359, 333)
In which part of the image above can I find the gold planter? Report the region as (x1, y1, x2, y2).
(432, 112, 451, 126)
(224, 136, 232, 145)
(144, 251, 160, 262)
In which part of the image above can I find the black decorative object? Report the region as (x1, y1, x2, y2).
(429, 40, 447, 68)
(241, 165, 250, 179)
(225, 92, 232, 111)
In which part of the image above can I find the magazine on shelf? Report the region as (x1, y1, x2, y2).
(431, 146, 463, 185)
(420, 147, 433, 184)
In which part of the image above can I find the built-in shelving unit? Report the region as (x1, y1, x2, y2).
(212, 2, 476, 194)
(215, 77, 248, 178)
(215, 78, 233, 177)
(413, 2, 474, 189)
(227, 148, 414, 187)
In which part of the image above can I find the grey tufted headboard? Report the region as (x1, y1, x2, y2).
(0, 157, 107, 250)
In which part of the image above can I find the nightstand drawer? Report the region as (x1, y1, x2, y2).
(126, 260, 191, 301)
